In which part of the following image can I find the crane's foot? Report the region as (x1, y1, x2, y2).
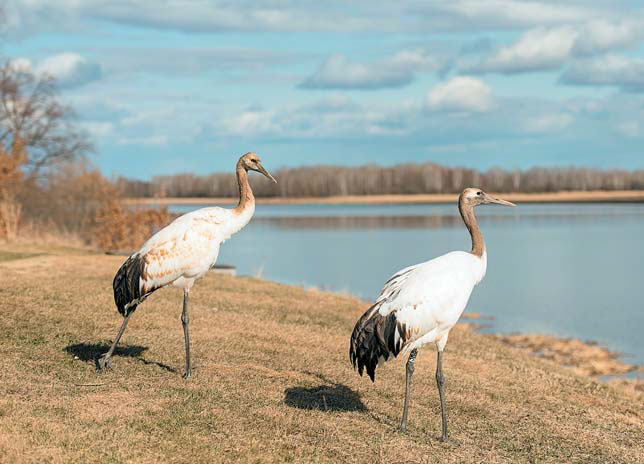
(97, 354, 112, 371)
(438, 434, 460, 446)
(182, 370, 192, 380)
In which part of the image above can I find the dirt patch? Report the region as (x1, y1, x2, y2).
(497, 334, 638, 377)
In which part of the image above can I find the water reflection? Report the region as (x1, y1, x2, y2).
(254, 215, 468, 229)
(253, 210, 644, 229)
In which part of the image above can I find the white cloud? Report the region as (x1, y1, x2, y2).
(35, 53, 102, 88)
(101, 47, 295, 77)
(426, 76, 495, 112)
(9, 53, 101, 88)
(560, 55, 644, 91)
(388, 49, 442, 70)
(296, 95, 358, 113)
(8, 58, 34, 73)
(3, 0, 394, 35)
(435, 1, 593, 27)
(522, 113, 573, 133)
(6, 0, 644, 169)
(116, 135, 169, 147)
(471, 26, 578, 73)
(615, 121, 641, 137)
(208, 95, 420, 138)
(299, 54, 405, 90)
(5, 0, 615, 38)
(80, 121, 114, 137)
(300, 51, 442, 90)
(220, 110, 279, 136)
(121, 107, 177, 127)
(573, 20, 643, 55)
(467, 19, 644, 74)
(202, 90, 630, 150)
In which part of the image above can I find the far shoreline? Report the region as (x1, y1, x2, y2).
(124, 190, 644, 205)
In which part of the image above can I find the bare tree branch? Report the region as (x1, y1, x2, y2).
(0, 62, 93, 178)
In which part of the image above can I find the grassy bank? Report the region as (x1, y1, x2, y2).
(0, 245, 642, 463)
(125, 190, 644, 206)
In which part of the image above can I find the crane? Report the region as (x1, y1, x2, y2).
(349, 188, 515, 441)
(99, 152, 276, 378)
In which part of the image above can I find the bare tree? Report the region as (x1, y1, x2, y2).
(0, 62, 93, 178)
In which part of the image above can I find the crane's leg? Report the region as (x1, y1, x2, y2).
(181, 289, 192, 379)
(98, 313, 132, 370)
(400, 348, 418, 432)
(436, 349, 448, 442)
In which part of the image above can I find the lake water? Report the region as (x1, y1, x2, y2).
(169, 202, 644, 366)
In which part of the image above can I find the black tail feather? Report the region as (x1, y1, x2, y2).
(113, 254, 146, 317)
(349, 304, 403, 382)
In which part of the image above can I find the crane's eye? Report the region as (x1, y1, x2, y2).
(477, 191, 482, 195)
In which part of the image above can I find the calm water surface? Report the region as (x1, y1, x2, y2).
(169, 202, 644, 365)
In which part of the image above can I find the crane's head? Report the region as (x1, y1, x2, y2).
(460, 188, 516, 207)
(239, 152, 277, 183)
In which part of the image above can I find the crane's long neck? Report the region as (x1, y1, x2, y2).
(234, 161, 255, 215)
(459, 199, 485, 258)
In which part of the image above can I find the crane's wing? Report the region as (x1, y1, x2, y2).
(138, 207, 234, 291)
(376, 252, 480, 338)
(350, 251, 480, 380)
(374, 263, 422, 306)
(113, 207, 236, 316)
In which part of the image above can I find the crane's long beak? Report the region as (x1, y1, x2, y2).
(256, 163, 277, 183)
(486, 194, 516, 207)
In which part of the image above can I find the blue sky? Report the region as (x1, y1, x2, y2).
(3, 1, 644, 179)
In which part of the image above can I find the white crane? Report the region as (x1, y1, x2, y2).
(349, 188, 515, 441)
(99, 152, 276, 378)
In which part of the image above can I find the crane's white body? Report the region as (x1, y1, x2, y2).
(375, 249, 487, 355)
(136, 204, 255, 295)
(350, 188, 514, 440)
(103, 152, 275, 378)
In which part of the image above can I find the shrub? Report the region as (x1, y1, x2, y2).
(0, 139, 26, 240)
(92, 200, 171, 252)
(18, 160, 171, 250)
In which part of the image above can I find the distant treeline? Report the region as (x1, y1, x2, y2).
(116, 163, 644, 198)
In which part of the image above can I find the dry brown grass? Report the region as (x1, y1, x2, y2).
(0, 245, 642, 463)
(126, 190, 644, 206)
(9, 222, 87, 249)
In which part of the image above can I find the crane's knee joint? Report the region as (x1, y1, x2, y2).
(406, 360, 415, 375)
(436, 371, 445, 387)
(406, 349, 417, 374)
(181, 312, 189, 325)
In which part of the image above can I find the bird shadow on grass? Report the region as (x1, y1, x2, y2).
(65, 342, 147, 363)
(64, 342, 178, 373)
(138, 357, 177, 373)
(284, 384, 367, 412)
(64, 342, 146, 370)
